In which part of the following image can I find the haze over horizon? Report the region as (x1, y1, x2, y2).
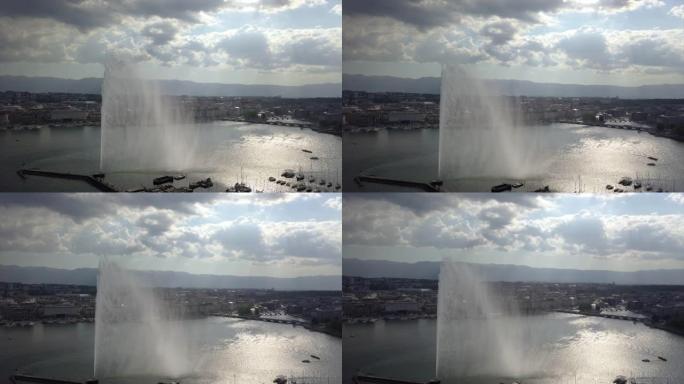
(343, 0, 684, 87)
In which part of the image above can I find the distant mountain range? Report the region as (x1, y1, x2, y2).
(343, 74, 684, 99)
(0, 265, 340, 291)
(343, 258, 684, 285)
(0, 75, 341, 98)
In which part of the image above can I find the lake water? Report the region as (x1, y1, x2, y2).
(343, 314, 684, 384)
(344, 124, 684, 192)
(1, 122, 341, 192)
(0, 317, 342, 384)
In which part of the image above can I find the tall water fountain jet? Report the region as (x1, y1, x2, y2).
(438, 64, 547, 182)
(100, 58, 198, 172)
(436, 260, 539, 381)
(94, 259, 194, 379)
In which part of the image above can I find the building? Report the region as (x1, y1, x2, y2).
(42, 304, 80, 318)
(384, 300, 420, 313)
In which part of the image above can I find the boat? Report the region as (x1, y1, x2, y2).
(534, 185, 551, 192)
(618, 177, 632, 186)
(647, 156, 658, 161)
(173, 175, 186, 181)
(281, 169, 295, 178)
(634, 181, 642, 189)
(233, 183, 251, 193)
(491, 183, 512, 193)
(302, 359, 310, 363)
(319, 179, 326, 186)
(310, 156, 319, 160)
(92, 172, 105, 179)
(335, 183, 341, 190)
(658, 356, 667, 361)
(512, 182, 524, 188)
(302, 149, 312, 153)
(269, 177, 276, 182)
(310, 355, 320, 360)
(309, 176, 316, 183)
(153, 175, 174, 185)
(606, 184, 614, 190)
(327, 182, 332, 188)
(642, 358, 650, 362)
(297, 184, 307, 192)
(296, 174, 305, 181)
(613, 376, 628, 384)
(647, 162, 656, 166)
(273, 375, 287, 384)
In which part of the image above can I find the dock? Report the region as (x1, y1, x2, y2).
(18, 169, 118, 192)
(356, 176, 440, 192)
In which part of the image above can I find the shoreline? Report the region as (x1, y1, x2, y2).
(345, 312, 684, 338)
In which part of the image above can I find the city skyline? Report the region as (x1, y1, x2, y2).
(0, 194, 342, 279)
(343, 0, 684, 87)
(344, 194, 684, 272)
(0, 0, 341, 86)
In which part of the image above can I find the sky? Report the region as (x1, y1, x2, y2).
(343, 0, 684, 86)
(0, 193, 342, 277)
(344, 193, 684, 272)
(0, 0, 341, 86)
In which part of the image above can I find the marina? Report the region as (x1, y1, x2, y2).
(344, 123, 684, 192)
(1, 121, 341, 192)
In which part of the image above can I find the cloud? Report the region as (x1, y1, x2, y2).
(555, 29, 614, 70)
(344, 0, 565, 29)
(141, 20, 179, 46)
(343, 0, 683, 77)
(0, 194, 341, 268)
(218, 27, 273, 68)
(343, 194, 684, 263)
(670, 4, 684, 18)
(0, 0, 341, 77)
(324, 196, 342, 210)
(0, 0, 323, 31)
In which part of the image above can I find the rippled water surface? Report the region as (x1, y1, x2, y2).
(344, 124, 684, 192)
(343, 314, 684, 384)
(1, 317, 341, 383)
(1, 122, 341, 192)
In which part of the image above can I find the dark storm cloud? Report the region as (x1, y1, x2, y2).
(343, 0, 565, 28)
